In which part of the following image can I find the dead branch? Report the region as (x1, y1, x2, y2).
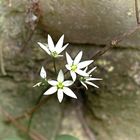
(5, 96, 49, 123)
(91, 25, 140, 60)
(91, 0, 140, 60)
(76, 102, 96, 140)
(0, 107, 47, 140)
(0, 42, 7, 75)
(135, 0, 140, 24)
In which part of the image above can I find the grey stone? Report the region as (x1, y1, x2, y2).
(84, 48, 140, 140)
(40, 0, 140, 48)
(0, 0, 140, 140)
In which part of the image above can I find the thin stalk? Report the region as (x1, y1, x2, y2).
(90, 0, 140, 60)
(5, 96, 49, 123)
(27, 90, 46, 131)
(135, 0, 140, 24)
(53, 58, 57, 74)
(1, 107, 47, 140)
(91, 25, 140, 60)
(0, 42, 6, 75)
(64, 70, 69, 75)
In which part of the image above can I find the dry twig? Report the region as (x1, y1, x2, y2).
(91, 25, 140, 60)
(76, 101, 96, 140)
(0, 42, 6, 75)
(21, 0, 41, 52)
(0, 107, 47, 140)
(91, 0, 140, 60)
(5, 96, 49, 123)
(135, 0, 140, 24)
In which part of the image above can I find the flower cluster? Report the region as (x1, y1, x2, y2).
(34, 35, 102, 103)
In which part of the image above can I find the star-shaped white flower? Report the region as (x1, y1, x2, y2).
(44, 70, 77, 103)
(65, 51, 93, 81)
(80, 67, 102, 89)
(33, 66, 47, 87)
(37, 34, 69, 58)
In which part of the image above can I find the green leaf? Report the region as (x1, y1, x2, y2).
(55, 135, 79, 140)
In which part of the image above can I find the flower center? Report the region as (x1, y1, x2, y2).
(51, 51, 58, 57)
(71, 64, 77, 71)
(80, 77, 85, 82)
(57, 82, 64, 89)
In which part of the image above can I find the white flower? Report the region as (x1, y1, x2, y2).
(37, 34, 69, 58)
(40, 66, 47, 79)
(65, 51, 93, 81)
(44, 70, 77, 103)
(33, 66, 47, 87)
(80, 67, 102, 89)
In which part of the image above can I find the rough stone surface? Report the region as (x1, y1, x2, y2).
(40, 0, 140, 48)
(85, 48, 140, 140)
(0, 78, 62, 140)
(0, 1, 140, 140)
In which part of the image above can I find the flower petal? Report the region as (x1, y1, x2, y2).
(63, 80, 73, 86)
(78, 60, 93, 69)
(33, 82, 42, 87)
(84, 67, 88, 72)
(85, 81, 99, 88)
(44, 86, 57, 95)
(40, 66, 47, 79)
(57, 43, 69, 54)
(88, 67, 96, 74)
(48, 34, 55, 52)
(74, 51, 83, 65)
(63, 87, 77, 99)
(57, 70, 64, 82)
(65, 64, 71, 70)
(48, 80, 58, 86)
(80, 81, 88, 89)
(66, 52, 73, 65)
(76, 69, 89, 77)
(87, 78, 102, 81)
(57, 55, 63, 57)
(55, 35, 64, 50)
(57, 89, 64, 103)
(37, 42, 51, 55)
(70, 71, 76, 81)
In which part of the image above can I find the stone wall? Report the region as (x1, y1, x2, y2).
(0, 0, 140, 140)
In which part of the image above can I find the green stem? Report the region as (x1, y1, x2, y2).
(64, 70, 69, 75)
(53, 58, 57, 74)
(27, 90, 45, 132)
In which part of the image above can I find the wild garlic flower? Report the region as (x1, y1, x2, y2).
(80, 67, 102, 89)
(38, 35, 69, 58)
(65, 51, 93, 81)
(33, 66, 47, 87)
(44, 70, 77, 103)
